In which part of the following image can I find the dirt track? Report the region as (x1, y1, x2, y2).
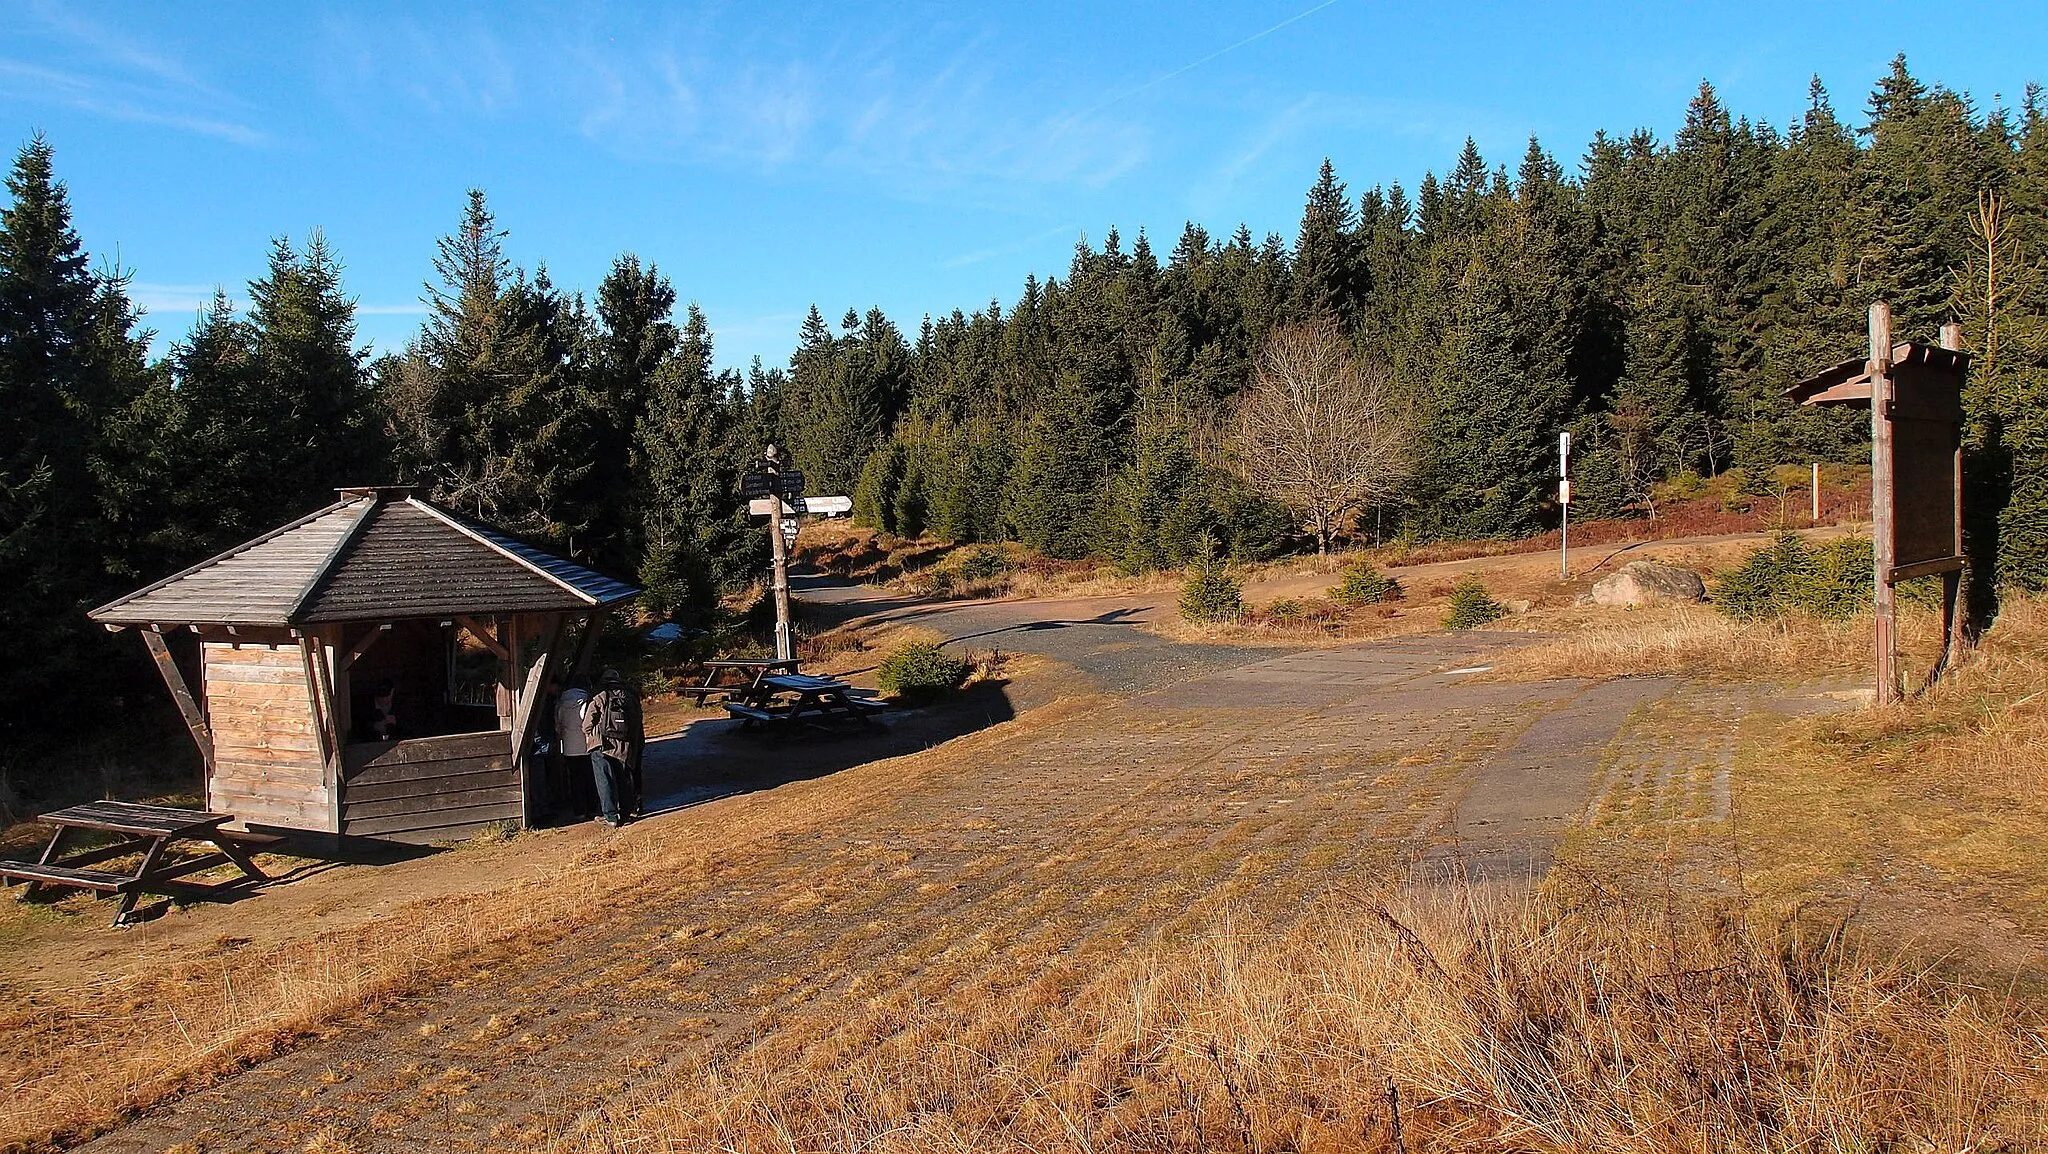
(74, 623, 1779, 1152)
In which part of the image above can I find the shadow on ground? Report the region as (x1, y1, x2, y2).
(637, 680, 1021, 817)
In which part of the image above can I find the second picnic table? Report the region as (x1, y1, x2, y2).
(723, 671, 885, 732)
(0, 801, 274, 926)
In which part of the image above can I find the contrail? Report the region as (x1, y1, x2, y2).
(1070, 0, 1343, 122)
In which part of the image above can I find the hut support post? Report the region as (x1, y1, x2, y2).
(142, 630, 213, 777)
(570, 609, 608, 679)
(1869, 303, 1899, 706)
(296, 628, 346, 834)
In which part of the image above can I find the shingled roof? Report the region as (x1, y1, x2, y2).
(90, 488, 639, 628)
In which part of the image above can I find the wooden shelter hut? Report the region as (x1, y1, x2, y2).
(90, 486, 639, 842)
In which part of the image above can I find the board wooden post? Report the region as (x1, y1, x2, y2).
(1868, 302, 1898, 706)
(1938, 321, 1966, 677)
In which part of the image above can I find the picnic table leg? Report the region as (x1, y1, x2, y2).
(20, 826, 73, 900)
(113, 837, 170, 927)
(207, 834, 269, 882)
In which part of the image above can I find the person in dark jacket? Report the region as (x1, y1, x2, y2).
(581, 668, 643, 826)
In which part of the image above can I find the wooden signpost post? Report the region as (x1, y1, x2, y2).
(742, 445, 852, 662)
(1787, 302, 1969, 706)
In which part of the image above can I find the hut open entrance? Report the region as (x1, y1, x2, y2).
(90, 486, 640, 843)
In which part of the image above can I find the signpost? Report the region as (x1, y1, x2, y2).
(742, 445, 852, 662)
(1558, 430, 1573, 580)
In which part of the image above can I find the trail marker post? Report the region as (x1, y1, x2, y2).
(1558, 431, 1573, 580)
(741, 445, 852, 662)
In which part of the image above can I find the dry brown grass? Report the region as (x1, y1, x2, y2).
(1727, 594, 2048, 955)
(0, 853, 615, 1150)
(1487, 604, 1909, 683)
(558, 883, 2048, 1154)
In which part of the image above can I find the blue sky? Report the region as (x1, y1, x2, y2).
(5, 1, 2043, 371)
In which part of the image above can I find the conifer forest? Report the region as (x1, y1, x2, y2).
(5, 59, 2048, 744)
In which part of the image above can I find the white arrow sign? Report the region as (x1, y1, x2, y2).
(749, 494, 853, 517)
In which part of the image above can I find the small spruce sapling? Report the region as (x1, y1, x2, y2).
(1330, 556, 1402, 607)
(1179, 542, 1245, 623)
(1442, 577, 1507, 629)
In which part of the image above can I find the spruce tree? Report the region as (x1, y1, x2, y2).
(636, 305, 755, 617)
(1291, 159, 1363, 328)
(1005, 371, 1110, 558)
(582, 255, 679, 572)
(0, 136, 151, 739)
(98, 293, 266, 579)
(248, 232, 378, 511)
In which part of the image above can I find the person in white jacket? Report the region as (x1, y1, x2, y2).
(555, 681, 592, 817)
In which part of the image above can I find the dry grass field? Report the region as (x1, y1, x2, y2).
(5, 561, 2046, 1153)
(579, 887, 2044, 1154)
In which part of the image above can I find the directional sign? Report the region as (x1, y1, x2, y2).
(740, 472, 773, 499)
(776, 470, 805, 498)
(749, 494, 851, 518)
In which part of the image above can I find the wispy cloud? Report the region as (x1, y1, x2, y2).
(126, 282, 241, 317)
(708, 310, 805, 357)
(312, 11, 1153, 206)
(3, 3, 262, 145)
(126, 283, 427, 321)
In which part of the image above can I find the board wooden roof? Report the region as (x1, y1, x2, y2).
(91, 490, 639, 627)
(1785, 341, 1970, 406)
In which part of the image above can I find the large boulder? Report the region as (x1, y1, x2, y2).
(1590, 560, 1707, 607)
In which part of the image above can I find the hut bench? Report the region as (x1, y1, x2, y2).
(1, 801, 275, 926)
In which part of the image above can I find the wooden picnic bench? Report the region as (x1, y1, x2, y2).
(724, 672, 885, 732)
(0, 801, 277, 926)
(679, 658, 801, 703)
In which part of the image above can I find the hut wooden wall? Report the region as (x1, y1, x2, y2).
(202, 641, 337, 832)
(340, 732, 519, 843)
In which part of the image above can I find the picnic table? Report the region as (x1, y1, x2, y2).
(0, 801, 275, 926)
(680, 658, 801, 703)
(723, 672, 886, 732)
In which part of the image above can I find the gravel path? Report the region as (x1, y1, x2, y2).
(792, 571, 1295, 695)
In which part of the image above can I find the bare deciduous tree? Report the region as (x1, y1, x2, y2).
(1227, 324, 1414, 554)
